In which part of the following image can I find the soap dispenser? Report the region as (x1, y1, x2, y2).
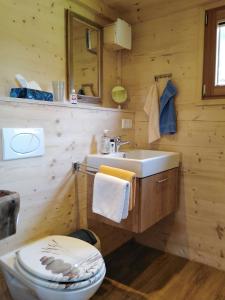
(101, 130, 110, 154)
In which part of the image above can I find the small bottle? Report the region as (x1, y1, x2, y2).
(101, 130, 110, 154)
(109, 138, 116, 153)
(70, 89, 78, 104)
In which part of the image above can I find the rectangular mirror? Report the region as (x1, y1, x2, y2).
(66, 10, 102, 104)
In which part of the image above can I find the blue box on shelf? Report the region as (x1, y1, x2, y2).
(10, 88, 53, 102)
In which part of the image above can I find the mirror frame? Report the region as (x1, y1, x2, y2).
(65, 10, 103, 104)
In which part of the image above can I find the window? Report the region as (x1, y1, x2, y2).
(203, 6, 225, 98)
(215, 21, 225, 86)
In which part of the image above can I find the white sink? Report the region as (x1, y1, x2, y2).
(87, 149, 180, 178)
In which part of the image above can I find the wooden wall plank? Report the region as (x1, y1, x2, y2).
(74, 0, 118, 21)
(0, 0, 118, 107)
(0, 0, 131, 297)
(122, 1, 225, 271)
(0, 99, 135, 256)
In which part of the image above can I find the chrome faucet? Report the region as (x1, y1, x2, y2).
(113, 136, 130, 152)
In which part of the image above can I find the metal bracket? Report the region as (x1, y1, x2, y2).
(154, 73, 172, 82)
(73, 162, 81, 173)
(205, 13, 208, 26)
(72, 161, 97, 176)
(202, 84, 206, 97)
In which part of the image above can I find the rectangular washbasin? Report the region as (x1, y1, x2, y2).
(87, 149, 180, 178)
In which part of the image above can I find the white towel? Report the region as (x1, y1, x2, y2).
(144, 83, 160, 143)
(92, 173, 130, 223)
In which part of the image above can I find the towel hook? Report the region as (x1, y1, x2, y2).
(154, 73, 172, 82)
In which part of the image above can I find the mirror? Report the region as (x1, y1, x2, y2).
(112, 86, 128, 108)
(66, 10, 102, 104)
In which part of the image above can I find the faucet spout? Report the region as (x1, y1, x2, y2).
(113, 137, 130, 152)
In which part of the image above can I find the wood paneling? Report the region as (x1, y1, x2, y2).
(0, 98, 134, 298)
(1, 2, 225, 298)
(74, 0, 118, 21)
(0, 0, 119, 108)
(121, 1, 225, 271)
(0, 1, 134, 296)
(103, 0, 218, 23)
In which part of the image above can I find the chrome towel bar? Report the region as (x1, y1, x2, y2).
(73, 162, 98, 176)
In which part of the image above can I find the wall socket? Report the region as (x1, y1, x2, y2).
(121, 119, 133, 129)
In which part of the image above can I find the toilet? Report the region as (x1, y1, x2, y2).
(0, 235, 106, 300)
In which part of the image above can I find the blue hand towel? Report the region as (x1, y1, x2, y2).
(160, 80, 177, 134)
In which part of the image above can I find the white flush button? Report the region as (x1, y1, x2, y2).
(2, 128, 45, 160)
(10, 133, 40, 154)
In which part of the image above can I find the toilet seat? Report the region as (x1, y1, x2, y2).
(15, 259, 106, 291)
(15, 235, 105, 291)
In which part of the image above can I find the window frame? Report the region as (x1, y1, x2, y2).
(203, 5, 225, 99)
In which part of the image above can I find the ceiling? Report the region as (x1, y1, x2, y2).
(102, 0, 161, 13)
(102, 0, 215, 23)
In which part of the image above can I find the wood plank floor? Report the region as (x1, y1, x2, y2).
(93, 240, 225, 300)
(2, 240, 225, 299)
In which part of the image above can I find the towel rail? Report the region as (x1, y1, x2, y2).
(73, 161, 97, 176)
(154, 73, 172, 82)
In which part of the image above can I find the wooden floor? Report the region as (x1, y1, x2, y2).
(2, 240, 225, 299)
(93, 240, 225, 300)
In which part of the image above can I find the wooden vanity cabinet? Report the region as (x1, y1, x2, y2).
(138, 168, 178, 232)
(87, 167, 179, 233)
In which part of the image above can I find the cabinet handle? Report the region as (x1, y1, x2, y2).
(157, 178, 168, 183)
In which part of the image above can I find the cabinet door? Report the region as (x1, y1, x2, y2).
(139, 168, 178, 232)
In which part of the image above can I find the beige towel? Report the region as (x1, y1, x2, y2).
(92, 173, 130, 223)
(144, 83, 160, 143)
(99, 165, 136, 211)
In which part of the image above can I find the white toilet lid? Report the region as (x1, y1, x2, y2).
(15, 258, 106, 291)
(16, 235, 104, 283)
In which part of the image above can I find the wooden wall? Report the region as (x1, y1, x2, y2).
(0, 98, 134, 298)
(0, 0, 118, 107)
(0, 0, 133, 297)
(0, 98, 134, 255)
(2, 0, 225, 294)
(121, 0, 225, 270)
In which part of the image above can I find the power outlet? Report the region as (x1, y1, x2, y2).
(122, 119, 133, 129)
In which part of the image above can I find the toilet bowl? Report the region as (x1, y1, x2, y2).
(0, 235, 106, 300)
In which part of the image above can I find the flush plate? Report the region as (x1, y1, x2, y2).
(2, 128, 45, 160)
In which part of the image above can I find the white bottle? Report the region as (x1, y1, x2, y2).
(101, 130, 110, 154)
(70, 89, 78, 104)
